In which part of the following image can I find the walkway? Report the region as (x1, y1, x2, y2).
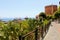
(44, 21, 60, 40)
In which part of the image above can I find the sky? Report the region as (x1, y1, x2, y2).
(0, 0, 59, 18)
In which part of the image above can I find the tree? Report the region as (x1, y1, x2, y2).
(58, 6, 60, 12)
(20, 20, 29, 35)
(54, 11, 60, 19)
(39, 12, 46, 19)
(37, 12, 46, 27)
(27, 18, 37, 31)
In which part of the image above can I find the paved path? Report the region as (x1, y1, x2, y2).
(44, 21, 60, 40)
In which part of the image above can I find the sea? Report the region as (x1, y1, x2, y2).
(0, 18, 24, 22)
(0, 18, 14, 21)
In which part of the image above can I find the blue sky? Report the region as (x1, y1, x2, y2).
(0, 0, 59, 18)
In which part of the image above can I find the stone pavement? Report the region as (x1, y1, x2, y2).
(44, 21, 60, 40)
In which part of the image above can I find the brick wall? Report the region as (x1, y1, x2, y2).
(45, 5, 57, 16)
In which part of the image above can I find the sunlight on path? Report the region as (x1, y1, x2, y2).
(44, 21, 60, 40)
